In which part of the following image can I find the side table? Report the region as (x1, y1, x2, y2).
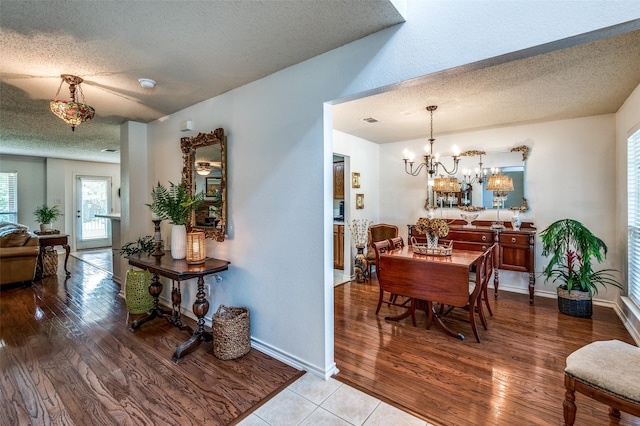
(35, 232, 71, 278)
(126, 252, 230, 361)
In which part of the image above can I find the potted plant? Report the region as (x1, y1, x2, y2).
(146, 180, 204, 259)
(33, 204, 62, 232)
(119, 235, 158, 256)
(540, 218, 622, 318)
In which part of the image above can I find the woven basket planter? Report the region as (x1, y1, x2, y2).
(125, 270, 154, 314)
(557, 287, 592, 319)
(212, 305, 250, 360)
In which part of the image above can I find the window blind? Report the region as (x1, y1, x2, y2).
(0, 172, 18, 223)
(629, 129, 640, 307)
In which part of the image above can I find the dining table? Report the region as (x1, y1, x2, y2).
(378, 245, 484, 340)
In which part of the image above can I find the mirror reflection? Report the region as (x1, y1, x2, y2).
(430, 146, 528, 211)
(181, 129, 227, 241)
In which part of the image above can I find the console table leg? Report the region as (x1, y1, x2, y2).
(129, 272, 170, 331)
(494, 269, 499, 299)
(172, 276, 212, 361)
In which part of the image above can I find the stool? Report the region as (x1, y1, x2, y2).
(563, 340, 640, 425)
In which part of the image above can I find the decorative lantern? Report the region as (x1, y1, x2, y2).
(186, 232, 206, 264)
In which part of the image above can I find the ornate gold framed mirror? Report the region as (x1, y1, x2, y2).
(181, 128, 227, 242)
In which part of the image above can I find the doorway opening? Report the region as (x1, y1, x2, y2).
(75, 175, 112, 250)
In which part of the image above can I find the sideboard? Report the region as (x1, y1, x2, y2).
(408, 220, 537, 304)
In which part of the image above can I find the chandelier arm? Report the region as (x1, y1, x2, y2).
(404, 161, 429, 176)
(435, 160, 460, 176)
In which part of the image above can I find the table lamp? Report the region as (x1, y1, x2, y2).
(486, 173, 513, 229)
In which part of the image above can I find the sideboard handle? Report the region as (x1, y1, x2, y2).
(482, 246, 487, 251)
(482, 235, 487, 241)
(511, 237, 516, 243)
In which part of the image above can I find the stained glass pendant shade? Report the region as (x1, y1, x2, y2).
(50, 74, 95, 131)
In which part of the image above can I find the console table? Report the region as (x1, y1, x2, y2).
(408, 220, 537, 304)
(34, 232, 71, 278)
(126, 252, 230, 361)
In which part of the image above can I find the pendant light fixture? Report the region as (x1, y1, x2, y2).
(50, 74, 95, 131)
(402, 105, 460, 177)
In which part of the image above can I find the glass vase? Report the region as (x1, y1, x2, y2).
(427, 234, 439, 249)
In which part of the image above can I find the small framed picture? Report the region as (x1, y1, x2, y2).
(206, 177, 221, 197)
(351, 172, 360, 188)
(356, 193, 364, 209)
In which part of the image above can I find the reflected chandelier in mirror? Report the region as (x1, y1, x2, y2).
(181, 128, 227, 242)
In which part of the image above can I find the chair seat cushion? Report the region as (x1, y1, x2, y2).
(565, 340, 640, 404)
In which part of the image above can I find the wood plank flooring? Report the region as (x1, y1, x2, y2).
(334, 277, 640, 426)
(0, 257, 303, 425)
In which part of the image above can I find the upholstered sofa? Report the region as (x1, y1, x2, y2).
(0, 222, 39, 286)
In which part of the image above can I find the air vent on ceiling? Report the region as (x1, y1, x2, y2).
(101, 148, 119, 153)
(362, 117, 379, 123)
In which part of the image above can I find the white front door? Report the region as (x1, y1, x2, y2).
(75, 175, 112, 250)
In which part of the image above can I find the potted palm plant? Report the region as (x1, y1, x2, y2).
(540, 218, 622, 318)
(146, 180, 204, 259)
(33, 204, 62, 232)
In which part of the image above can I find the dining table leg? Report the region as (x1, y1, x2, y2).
(429, 304, 465, 341)
(384, 298, 417, 327)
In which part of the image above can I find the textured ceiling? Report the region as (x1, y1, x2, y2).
(1, 4, 639, 165)
(334, 27, 640, 144)
(0, 0, 404, 163)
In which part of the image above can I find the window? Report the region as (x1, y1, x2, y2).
(629, 129, 640, 307)
(0, 172, 18, 223)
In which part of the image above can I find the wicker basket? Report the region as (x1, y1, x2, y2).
(212, 305, 250, 360)
(36, 247, 58, 277)
(557, 287, 592, 319)
(125, 269, 154, 314)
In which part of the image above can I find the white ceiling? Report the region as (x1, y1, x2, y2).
(0, 0, 404, 163)
(1, 3, 639, 165)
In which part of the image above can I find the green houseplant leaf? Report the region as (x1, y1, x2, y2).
(33, 204, 62, 224)
(146, 180, 204, 226)
(540, 218, 622, 297)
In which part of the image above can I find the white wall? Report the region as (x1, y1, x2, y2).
(616, 83, 640, 342)
(0, 155, 120, 242)
(47, 158, 120, 251)
(379, 114, 620, 300)
(333, 130, 381, 273)
(126, 2, 640, 377)
(0, 155, 46, 229)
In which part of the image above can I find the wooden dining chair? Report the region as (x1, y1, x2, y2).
(372, 239, 416, 323)
(390, 236, 404, 249)
(439, 247, 489, 342)
(366, 224, 398, 278)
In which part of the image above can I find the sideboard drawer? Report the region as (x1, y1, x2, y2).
(447, 229, 494, 243)
(499, 233, 529, 246)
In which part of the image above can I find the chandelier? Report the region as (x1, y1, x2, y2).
(50, 74, 95, 131)
(403, 105, 460, 177)
(461, 150, 488, 185)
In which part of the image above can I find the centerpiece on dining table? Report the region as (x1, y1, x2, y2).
(412, 217, 453, 255)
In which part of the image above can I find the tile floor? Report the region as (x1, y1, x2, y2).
(238, 374, 430, 425)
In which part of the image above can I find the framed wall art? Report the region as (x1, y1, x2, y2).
(351, 172, 360, 188)
(206, 177, 221, 197)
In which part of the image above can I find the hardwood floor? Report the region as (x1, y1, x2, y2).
(0, 257, 303, 425)
(334, 277, 640, 426)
